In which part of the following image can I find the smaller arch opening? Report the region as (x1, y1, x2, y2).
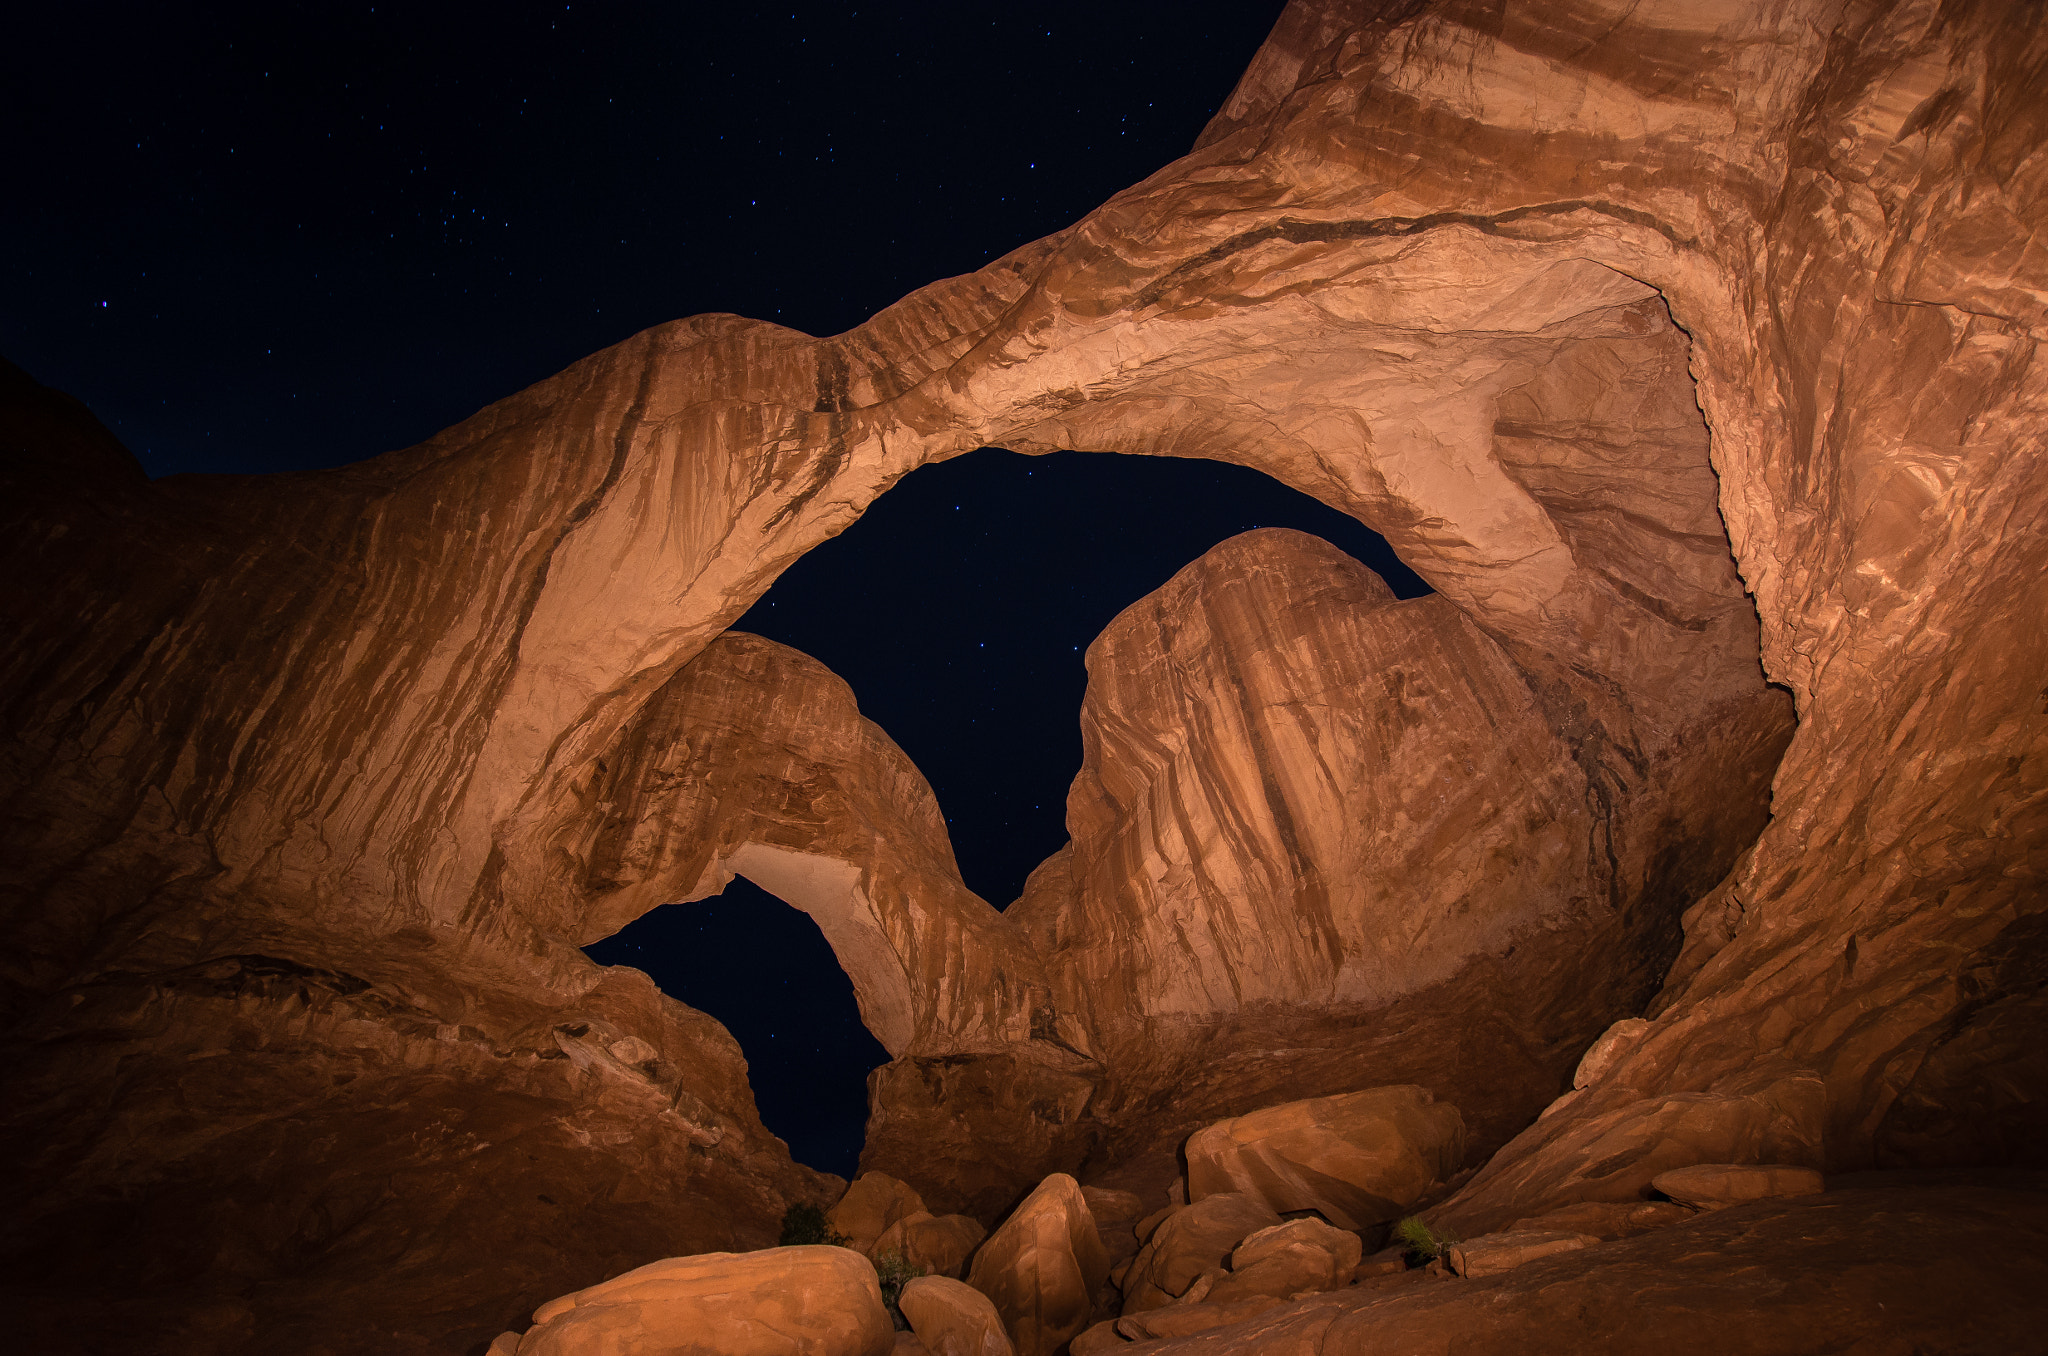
(583, 876, 891, 1178)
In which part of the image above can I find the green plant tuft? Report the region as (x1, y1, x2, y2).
(1393, 1215, 1454, 1264)
(778, 1202, 850, 1248)
(871, 1251, 926, 1331)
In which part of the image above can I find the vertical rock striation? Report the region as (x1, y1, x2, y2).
(1000, 525, 1784, 1174)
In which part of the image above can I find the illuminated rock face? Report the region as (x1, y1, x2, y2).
(4, 0, 2046, 1347)
(553, 632, 1047, 1060)
(1003, 525, 1787, 1176)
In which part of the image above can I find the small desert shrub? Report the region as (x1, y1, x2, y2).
(872, 1251, 925, 1330)
(778, 1202, 850, 1248)
(1393, 1215, 1454, 1264)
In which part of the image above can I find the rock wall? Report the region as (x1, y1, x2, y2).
(1001, 525, 1783, 1176)
(3, 0, 2044, 1345)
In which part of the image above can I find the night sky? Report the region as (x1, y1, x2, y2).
(7, 3, 1435, 1177)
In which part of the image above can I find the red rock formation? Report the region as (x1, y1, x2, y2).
(1102, 1174, 2048, 1355)
(504, 1245, 895, 1356)
(1003, 525, 1784, 1176)
(963, 1174, 1110, 1356)
(3, 0, 2043, 1346)
(1182, 1084, 1466, 1231)
(551, 632, 1047, 1059)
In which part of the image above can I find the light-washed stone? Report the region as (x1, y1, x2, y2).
(965, 1173, 1110, 1356)
(874, 1210, 987, 1279)
(516, 1245, 892, 1356)
(832, 1172, 929, 1255)
(1206, 1217, 1363, 1304)
(899, 1276, 1014, 1356)
(1119, 1192, 1281, 1313)
(1651, 1163, 1824, 1211)
(1185, 1087, 1466, 1230)
(1573, 1019, 1651, 1090)
(1446, 1230, 1599, 1279)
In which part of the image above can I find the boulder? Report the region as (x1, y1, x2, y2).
(1355, 1248, 1409, 1280)
(898, 1276, 1014, 1356)
(833, 1172, 930, 1255)
(1206, 1218, 1362, 1304)
(1446, 1231, 1599, 1279)
(874, 1210, 987, 1278)
(1177, 1266, 1228, 1305)
(1651, 1164, 1825, 1212)
(1133, 1205, 1177, 1243)
(1184, 1087, 1466, 1230)
(1115, 1296, 1286, 1341)
(514, 1246, 892, 1356)
(964, 1173, 1110, 1356)
(1081, 1187, 1146, 1228)
(1069, 1320, 1126, 1355)
(1119, 1192, 1281, 1313)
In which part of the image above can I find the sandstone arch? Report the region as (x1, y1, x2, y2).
(559, 630, 1046, 1061)
(5, 0, 2043, 1346)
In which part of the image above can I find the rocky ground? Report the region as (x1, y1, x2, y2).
(482, 1089, 2048, 1356)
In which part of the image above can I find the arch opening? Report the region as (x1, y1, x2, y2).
(568, 279, 1794, 1202)
(574, 448, 1433, 1177)
(729, 444, 1433, 907)
(584, 875, 891, 1179)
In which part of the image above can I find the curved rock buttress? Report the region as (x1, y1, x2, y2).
(545, 631, 1052, 1062)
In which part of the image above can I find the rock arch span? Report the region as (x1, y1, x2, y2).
(562, 630, 1044, 1062)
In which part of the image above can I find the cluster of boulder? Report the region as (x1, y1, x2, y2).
(483, 1082, 1831, 1353)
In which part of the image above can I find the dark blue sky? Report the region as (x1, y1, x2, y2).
(6, 1, 1290, 476)
(7, 2, 1442, 1178)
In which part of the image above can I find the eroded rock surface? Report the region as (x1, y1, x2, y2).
(1651, 1163, 1825, 1212)
(875, 1212, 987, 1280)
(509, 1246, 893, 1356)
(1006, 517, 1784, 1174)
(1446, 1229, 1598, 1279)
(1184, 1084, 1465, 1230)
(1205, 1218, 1362, 1304)
(1123, 1174, 2048, 1355)
(831, 1173, 929, 1256)
(562, 634, 1049, 1059)
(963, 1174, 1110, 1356)
(1119, 1192, 1282, 1314)
(898, 1276, 1014, 1356)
